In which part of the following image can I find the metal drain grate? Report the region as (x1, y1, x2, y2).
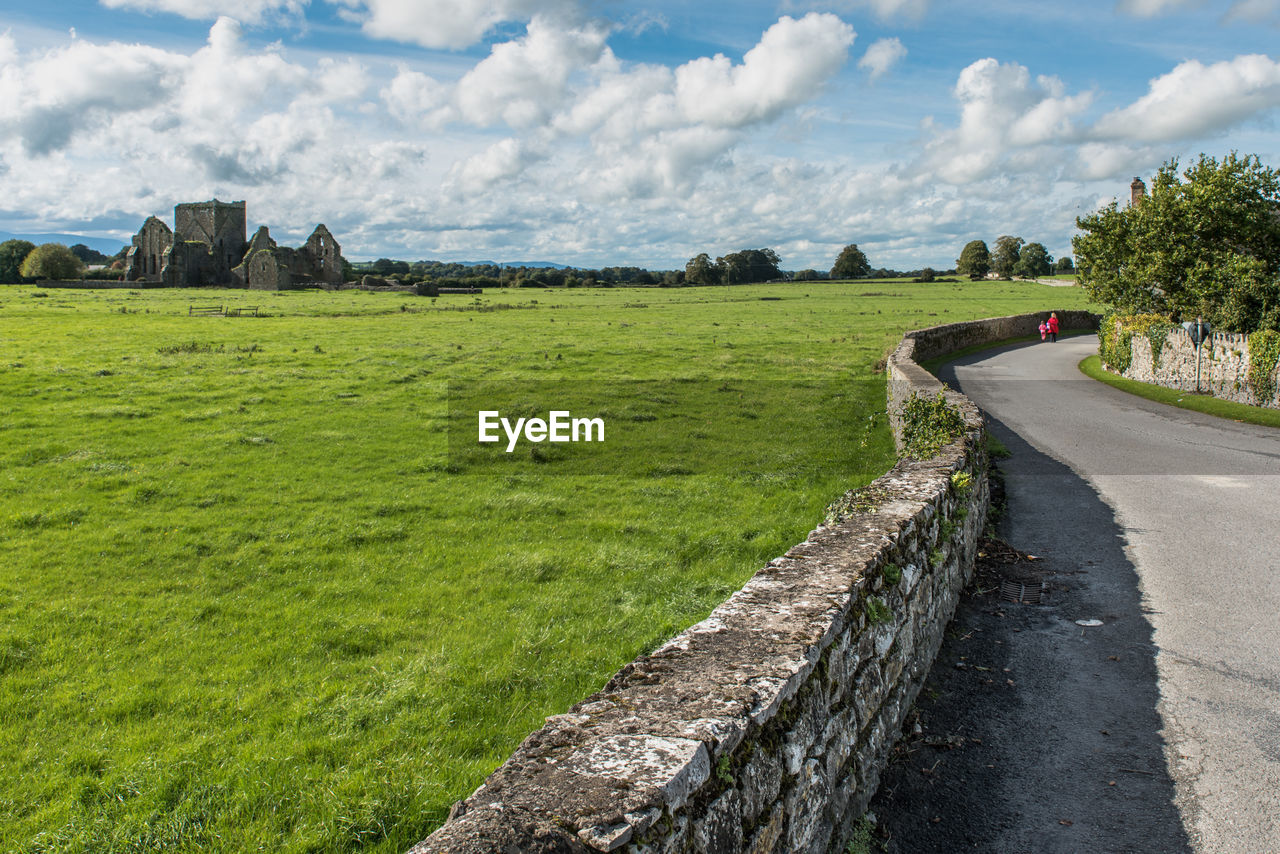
(1000, 579, 1048, 604)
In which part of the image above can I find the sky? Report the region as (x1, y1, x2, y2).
(1, 1, 1279, 269)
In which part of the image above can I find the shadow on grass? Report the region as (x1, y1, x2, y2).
(866, 357, 1190, 853)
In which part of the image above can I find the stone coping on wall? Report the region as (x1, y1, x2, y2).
(408, 310, 1095, 854)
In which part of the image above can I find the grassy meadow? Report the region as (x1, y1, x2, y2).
(0, 280, 1093, 852)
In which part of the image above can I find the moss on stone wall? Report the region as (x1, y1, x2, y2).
(1099, 312, 1170, 373)
(1248, 329, 1280, 402)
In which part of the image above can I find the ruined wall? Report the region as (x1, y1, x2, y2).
(409, 312, 1096, 854)
(124, 217, 173, 283)
(246, 249, 292, 291)
(162, 241, 216, 287)
(1118, 330, 1280, 408)
(305, 224, 344, 285)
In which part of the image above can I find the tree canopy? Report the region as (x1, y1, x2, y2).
(1073, 152, 1280, 332)
(684, 252, 718, 285)
(830, 244, 870, 279)
(1014, 242, 1052, 278)
(69, 243, 110, 265)
(990, 235, 1023, 279)
(0, 239, 36, 283)
(956, 240, 990, 279)
(1054, 255, 1074, 274)
(719, 248, 782, 283)
(19, 243, 83, 280)
(684, 248, 781, 284)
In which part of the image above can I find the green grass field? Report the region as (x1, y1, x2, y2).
(0, 280, 1093, 852)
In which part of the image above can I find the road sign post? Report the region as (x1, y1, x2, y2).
(1182, 318, 1211, 393)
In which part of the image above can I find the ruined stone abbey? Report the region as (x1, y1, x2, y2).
(125, 200, 345, 289)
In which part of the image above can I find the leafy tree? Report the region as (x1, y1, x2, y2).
(69, 243, 110, 265)
(792, 268, 822, 281)
(1199, 254, 1280, 333)
(1014, 242, 1052, 278)
(990, 235, 1023, 279)
(830, 244, 870, 279)
(1073, 153, 1280, 331)
(19, 243, 84, 280)
(955, 240, 990, 279)
(685, 252, 720, 285)
(918, 267, 936, 283)
(715, 253, 745, 284)
(371, 257, 410, 276)
(719, 248, 781, 283)
(0, 239, 36, 283)
(1054, 255, 1074, 274)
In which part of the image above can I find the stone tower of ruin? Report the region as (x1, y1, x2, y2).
(175, 200, 248, 276)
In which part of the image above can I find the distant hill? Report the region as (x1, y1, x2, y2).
(0, 231, 128, 257)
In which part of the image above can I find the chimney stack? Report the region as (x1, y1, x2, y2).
(1130, 176, 1147, 207)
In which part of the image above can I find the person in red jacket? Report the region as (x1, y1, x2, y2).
(1047, 312, 1060, 342)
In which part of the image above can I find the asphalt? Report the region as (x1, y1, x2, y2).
(867, 334, 1280, 853)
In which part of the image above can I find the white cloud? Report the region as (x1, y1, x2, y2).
(178, 17, 311, 123)
(922, 58, 1092, 183)
(0, 35, 185, 154)
(381, 66, 448, 124)
(830, 0, 930, 20)
(333, 0, 584, 49)
(858, 37, 906, 80)
(98, 0, 306, 24)
(531, 12, 855, 202)
(1223, 0, 1280, 24)
(21, 6, 1272, 272)
(1115, 0, 1200, 16)
(314, 58, 372, 103)
(1072, 142, 1164, 181)
(1093, 54, 1280, 142)
(587, 126, 739, 199)
(0, 31, 19, 66)
(673, 14, 855, 129)
(447, 137, 547, 191)
(453, 16, 610, 127)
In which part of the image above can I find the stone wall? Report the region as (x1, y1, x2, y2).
(888, 310, 1099, 446)
(408, 311, 1094, 854)
(1117, 329, 1280, 408)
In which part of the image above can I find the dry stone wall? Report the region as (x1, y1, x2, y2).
(409, 311, 1095, 854)
(1118, 329, 1280, 408)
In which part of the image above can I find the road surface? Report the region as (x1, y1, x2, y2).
(869, 334, 1280, 853)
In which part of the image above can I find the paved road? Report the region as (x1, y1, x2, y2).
(870, 335, 1280, 852)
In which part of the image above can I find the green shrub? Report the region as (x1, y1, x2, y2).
(898, 391, 966, 460)
(1145, 320, 1176, 366)
(882, 563, 902, 585)
(1249, 329, 1280, 401)
(865, 597, 891, 624)
(1099, 312, 1170, 373)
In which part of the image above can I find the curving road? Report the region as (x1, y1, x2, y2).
(871, 334, 1280, 852)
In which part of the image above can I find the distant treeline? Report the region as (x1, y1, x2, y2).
(358, 258, 680, 288)
(355, 254, 956, 289)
